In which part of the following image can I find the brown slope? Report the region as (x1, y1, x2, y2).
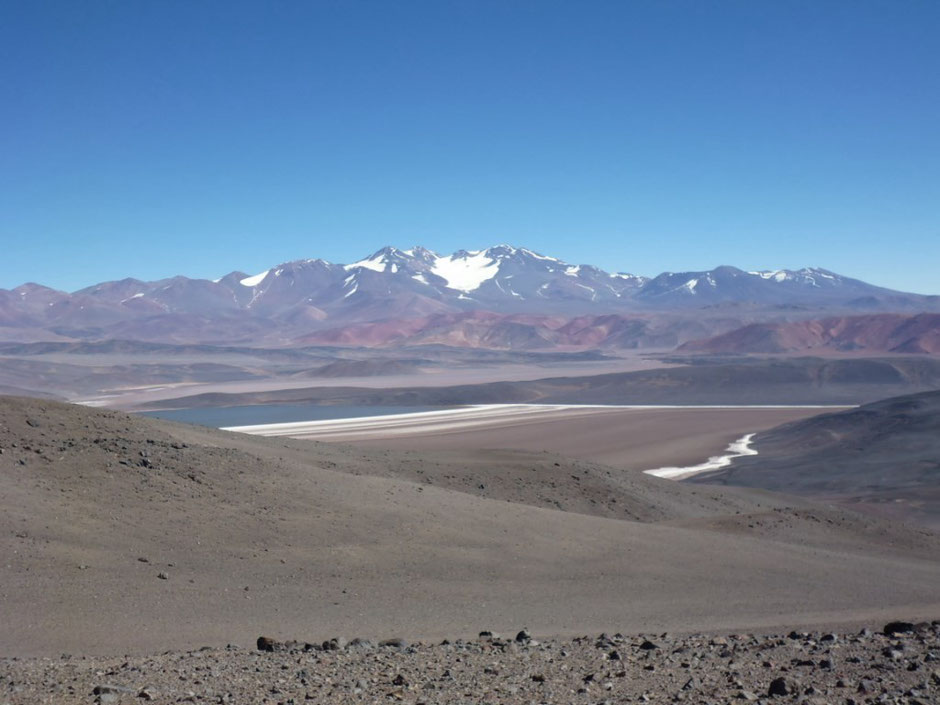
(1, 396, 939, 658)
(691, 390, 940, 528)
(295, 311, 741, 350)
(681, 313, 940, 354)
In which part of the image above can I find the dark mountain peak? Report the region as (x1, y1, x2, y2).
(275, 258, 335, 273)
(407, 245, 436, 255)
(712, 265, 746, 276)
(12, 282, 66, 295)
(485, 244, 519, 257)
(486, 245, 562, 263)
(342, 246, 435, 274)
(370, 245, 406, 258)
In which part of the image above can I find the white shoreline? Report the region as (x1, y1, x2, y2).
(643, 433, 759, 481)
(221, 403, 845, 437)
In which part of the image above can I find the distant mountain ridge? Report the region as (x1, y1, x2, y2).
(1, 245, 937, 347)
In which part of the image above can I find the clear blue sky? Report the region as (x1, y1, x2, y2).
(2, 1, 938, 293)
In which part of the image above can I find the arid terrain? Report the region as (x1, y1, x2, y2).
(224, 404, 836, 472)
(6, 0, 940, 698)
(693, 390, 940, 529)
(123, 354, 940, 413)
(2, 394, 939, 703)
(2, 250, 939, 703)
(2, 396, 938, 660)
(4, 623, 940, 704)
(1, 245, 938, 413)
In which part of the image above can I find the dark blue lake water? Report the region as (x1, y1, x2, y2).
(139, 404, 454, 428)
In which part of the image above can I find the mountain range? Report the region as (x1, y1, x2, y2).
(1, 245, 937, 348)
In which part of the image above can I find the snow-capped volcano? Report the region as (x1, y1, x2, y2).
(325, 244, 648, 306)
(0, 245, 935, 346)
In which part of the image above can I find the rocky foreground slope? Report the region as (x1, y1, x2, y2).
(3, 622, 939, 704)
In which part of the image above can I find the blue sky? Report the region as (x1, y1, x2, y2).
(2, 1, 938, 293)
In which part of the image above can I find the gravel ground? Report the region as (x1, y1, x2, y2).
(3, 622, 938, 705)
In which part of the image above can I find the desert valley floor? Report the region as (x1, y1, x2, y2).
(2, 363, 939, 703)
(3, 395, 938, 654)
(219, 403, 841, 472)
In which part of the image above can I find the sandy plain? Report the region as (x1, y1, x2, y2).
(225, 404, 844, 472)
(75, 355, 671, 409)
(3, 396, 937, 661)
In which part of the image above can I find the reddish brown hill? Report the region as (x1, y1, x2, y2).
(680, 313, 940, 354)
(294, 311, 739, 350)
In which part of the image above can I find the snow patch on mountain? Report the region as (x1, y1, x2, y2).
(240, 270, 269, 287)
(344, 253, 389, 273)
(748, 268, 839, 286)
(750, 270, 789, 282)
(572, 282, 598, 300)
(431, 251, 500, 292)
(519, 248, 559, 262)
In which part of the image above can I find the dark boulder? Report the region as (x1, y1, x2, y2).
(883, 621, 916, 636)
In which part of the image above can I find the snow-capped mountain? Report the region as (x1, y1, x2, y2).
(636, 265, 900, 305)
(230, 245, 647, 315)
(0, 245, 936, 346)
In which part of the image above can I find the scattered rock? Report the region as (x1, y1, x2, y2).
(884, 621, 916, 636)
(767, 676, 798, 697)
(256, 636, 279, 652)
(323, 637, 348, 650)
(93, 684, 133, 694)
(4, 626, 939, 704)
